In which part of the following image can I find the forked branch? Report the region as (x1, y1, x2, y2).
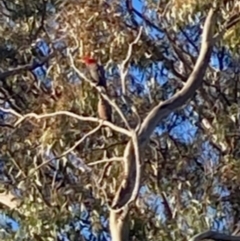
(112, 6, 218, 214)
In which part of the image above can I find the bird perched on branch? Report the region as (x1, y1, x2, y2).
(82, 56, 112, 136)
(98, 96, 112, 123)
(82, 56, 107, 88)
(98, 96, 112, 137)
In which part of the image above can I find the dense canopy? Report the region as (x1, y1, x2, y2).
(0, 1, 240, 241)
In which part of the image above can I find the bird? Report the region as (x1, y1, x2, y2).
(82, 56, 107, 88)
(83, 56, 112, 136)
(98, 95, 112, 122)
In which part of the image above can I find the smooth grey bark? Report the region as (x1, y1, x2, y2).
(110, 7, 218, 241)
(189, 231, 240, 241)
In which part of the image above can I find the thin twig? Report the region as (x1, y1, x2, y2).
(30, 123, 103, 175)
(88, 157, 123, 166)
(53, 123, 103, 161)
(98, 162, 112, 185)
(159, 0, 173, 19)
(0, 47, 65, 80)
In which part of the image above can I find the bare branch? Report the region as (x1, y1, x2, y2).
(109, 9, 218, 239)
(56, 123, 103, 160)
(0, 122, 14, 128)
(97, 161, 112, 185)
(0, 192, 19, 209)
(30, 0, 47, 40)
(0, 108, 131, 137)
(29, 123, 104, 176)
(159, 0, 173, 18)
(126, 0, 163, 33)
(109, 6, 240, 239)
(189, 231, 240, 241)
(128, 130, 141, 204)
(117, 26, 143, 129)
(161, 192, 173, 220)
(88, 157, 123, 166)
(119, 26, 143, 95)
(0, 47, 64, 80)
(111, 130, 141, 211)
(138, 7, 217, 146)
(101, 90, 132, 131)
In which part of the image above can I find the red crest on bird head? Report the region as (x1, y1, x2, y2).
(82, 56, 97, 65)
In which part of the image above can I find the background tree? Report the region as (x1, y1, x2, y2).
(0, 0, 240, 241)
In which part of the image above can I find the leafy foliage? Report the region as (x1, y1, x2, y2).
(0, 0, 240, 240)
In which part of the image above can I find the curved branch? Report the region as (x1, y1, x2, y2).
(113, 6, 217, 212)
(109, 7, 218, 241)
(109, 5, 240, 240)
(189, 231, 240, 241)
(0, 108, 131, 137)
(111, 130, 141, 211)
(138, 7, 217, 145)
